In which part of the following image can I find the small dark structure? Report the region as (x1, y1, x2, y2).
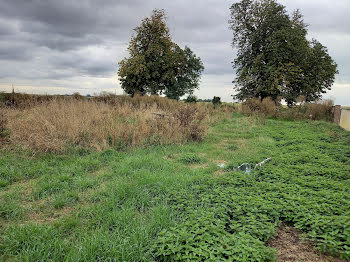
(212, 96, 221, 106)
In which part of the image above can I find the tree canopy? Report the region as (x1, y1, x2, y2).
(229, 0, 338, 105)
(118, 9, 204, 100)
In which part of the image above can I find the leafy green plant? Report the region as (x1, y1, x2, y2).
(178, 153, 202, 164)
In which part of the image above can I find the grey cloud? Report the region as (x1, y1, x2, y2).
(0, 43, 33, 60)
(0, 18, 19, 35)
(281, 0, 350, 34)
(0, 0, 349, 104)
(186, 43, 235, 75)
(1, 1, 152, 35)
(51, 55, 116, 77)
(34, 33, 102, 51)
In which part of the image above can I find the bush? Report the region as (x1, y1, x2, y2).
(261, 97, 278, 116)
(212, 96, 221, 106)
(173, 104, 207, 141)
(72, 92, 83, 100)
(305, 99, 334, 121)
(277, 99, 334, 121)
(184, 95, 198, 103)
(242, 97, 277, 116)
(241, 97, 334, 122)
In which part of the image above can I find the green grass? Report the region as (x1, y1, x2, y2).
(0, 114, 349, 261)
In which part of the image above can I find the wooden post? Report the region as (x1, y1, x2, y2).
(333, 105, 341, 124)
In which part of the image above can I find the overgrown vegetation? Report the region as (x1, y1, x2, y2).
(1, 95, 209, 152)
(0, 1, 346, 259)
(241, 97, 334, 121)
(0, 110, 349, 261)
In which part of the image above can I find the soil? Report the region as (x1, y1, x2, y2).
(268, 224, 347, 262)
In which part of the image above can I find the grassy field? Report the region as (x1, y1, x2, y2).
(0, 113, 349, 261)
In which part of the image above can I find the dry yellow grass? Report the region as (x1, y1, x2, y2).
(3, 97, 208, 152)
(240, 97, 334, 121)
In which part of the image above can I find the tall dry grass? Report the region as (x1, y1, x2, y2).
(242, 97, 277, 116)
(1, 91, 181, 111)
(3, 98, 208, 152)
(277, 99, 334, 121)
(240, 97, 334, 122)
(0, 109, 6, 139)
(94, 93, 180, 111)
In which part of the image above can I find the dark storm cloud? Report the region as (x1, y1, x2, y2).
(0, 0, 349, 104)
(0, 0, 157, 53)
(0, 0, 233, 78)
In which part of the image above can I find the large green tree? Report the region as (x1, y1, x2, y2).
(164, 46, 204, 100)
(229, 0, 338, 105)
(118, 9, 204, 100)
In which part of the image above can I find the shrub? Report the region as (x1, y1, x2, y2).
(277, 99, 334, 121)
(184, 94, 198, 103)
(173, 104, 207, 141)
(212, 96, 221, 106)
(241, 97, 334, 122)
(72, 92, 83, 100)
(242, 97, 277, 116)
(305, 99, 334, 121)
(261, 97, 278, 116)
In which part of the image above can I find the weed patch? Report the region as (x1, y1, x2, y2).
(178, 153, 202, 164)
(0, 114, 349, 261)
(3, 98, 208, 153)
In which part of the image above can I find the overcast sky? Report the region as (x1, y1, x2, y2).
(0, 0, 349, 105)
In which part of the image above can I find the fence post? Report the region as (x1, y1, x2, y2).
(333, 105, 341, 124)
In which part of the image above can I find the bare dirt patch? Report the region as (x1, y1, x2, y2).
(268, 224, 346, 262)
